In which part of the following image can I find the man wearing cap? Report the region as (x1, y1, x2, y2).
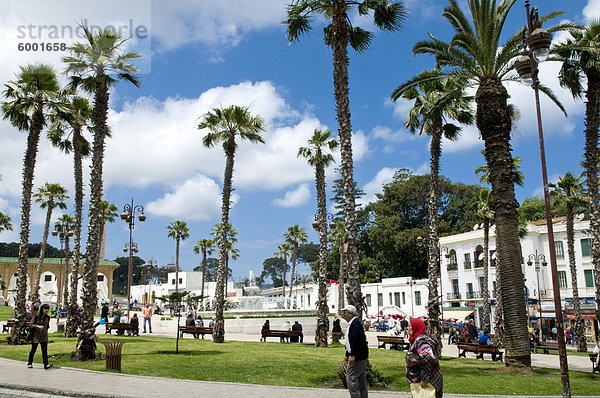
(342, 305, 369, 398)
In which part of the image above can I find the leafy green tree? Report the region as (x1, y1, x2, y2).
(198, 105, 265, 343)
(285, 0, 407, 318)
(409, 0, 567, 369)
(2, 63, 61, 344)
(32, 183, 68, 302)
(167, 220, 190, 294)
(555, 22, 600, 318)
(550, 173, 588, 352)
(392, 70, 473, 353)
(63, 26, 141, 351)
(260, 257, 287, 288)
(193, 238, 215, 307)
(330, 170, 365, 217)
(193, 258, 226, 282)
(112, 256, 146, 295)
(297, 242, 320, 265)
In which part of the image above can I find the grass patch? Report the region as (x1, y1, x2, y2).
(0, 306, 14, 321)
(0, 333, 598, 395)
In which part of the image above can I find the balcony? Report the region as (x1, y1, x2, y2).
(447, 262, 458, 271)
(465, 291, 483, 299)
(447, 292, 461, 300)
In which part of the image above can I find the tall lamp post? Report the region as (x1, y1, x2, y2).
(527, 251, 547, 339)
(406, 278, 416, 318)
(515, 2, 570, 395)
(121, 199, 146, 320)
(52, 221, 73, 312)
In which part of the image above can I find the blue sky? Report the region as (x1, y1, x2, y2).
(0, 0, 597, 283)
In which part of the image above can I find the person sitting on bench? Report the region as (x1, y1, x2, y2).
(260, 320, 270, 342)
(129, 313, 139, 336)
(478, 329, 493, 346)
(186, 312, 198, 338)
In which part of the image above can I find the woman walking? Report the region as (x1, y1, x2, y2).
(27, 303, 52, 369)
(406, 318, 443, 397)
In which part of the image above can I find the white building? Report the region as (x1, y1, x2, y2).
(439, 217, 598, 342)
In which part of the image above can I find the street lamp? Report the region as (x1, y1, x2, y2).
(53, 220, 73, 312)
(406, 278, 416, 318)
(516, 2, 570, 395)
(121, 199, 146, 319)
(312, 212, 336, 232)
(527, 251, 548, 339)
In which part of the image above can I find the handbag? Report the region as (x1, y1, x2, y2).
(99, 317, 106, 325)
(410, 382, 436, 398)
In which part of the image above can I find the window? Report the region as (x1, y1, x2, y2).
(366, 294, 372, 307)
(97, 275, 104, 282)
(584, 270, 595, 288)
(414, 291, 421, 306)
(479, 277, 485, 295)
(581, 238, 592, 257)
(307, 295, 311, 306)
(555, 241, 564, 259)
(464, 253, 471, 269)
(466, 283, 473, 299)
(389, 292, 392, 304)
(558, 271, 568, 288)
(402, 292, 406, 305)
(493, 281, 497, 297)
(300, 295, 304, 306)
(474, 245, 484, 267)
(449, 249, 457, 270)
(179, 278, 182, 284)
(171, 279, 175, 285)
(44, 275, 52, 282)
(452, 279, 459, 295)
(377, 293, 383, 307)
(394, 292, 400, 307)
(490, 250, 496, 267)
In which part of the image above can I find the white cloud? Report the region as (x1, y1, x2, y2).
(413, 162, 429, 175)
(441, 125, 483, 154)
(583, 0, 600, 22)
(272, 183, 311, 208)
(359, 167, 398, 206)
(145, 174, 233, 221)
(372, 125, 417, 143)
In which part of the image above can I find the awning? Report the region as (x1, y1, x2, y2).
(380, 305, 408, 317)
(442, 309, 474, 321)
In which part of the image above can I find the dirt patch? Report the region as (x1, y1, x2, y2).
(495, 366, 533, 376)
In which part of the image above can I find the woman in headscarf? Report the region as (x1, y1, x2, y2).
(27, 303, 52, 369)
(405, 318, 443, 397)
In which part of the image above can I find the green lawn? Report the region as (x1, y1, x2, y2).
(0, 332, 598, 395)
(0, 306, 14, 321)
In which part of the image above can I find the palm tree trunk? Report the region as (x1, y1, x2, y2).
(583, 75, 600, 335)
(282, 256, 287, 307)
(213, 141, 236, 344)
(338, 243, 346, 315)
(11, 109, 44, 345)
(332, 0, 361, 318)
(289, 244, 298, 309)
(201, 248, 206, 306)
(67, 133, 83, 337)
(315, 161, 329, 347)
(566, 203, 586, 351)
(175, 238, 180, 293)
(476, 79, 530, 368)
(62, 237, 70, 310)
(79, 76, 108, 360)
(493, 250, 505, 348)
(33, 207, 52, 302)
(482, 218, 491, 332)
(426, 125, 443, 356)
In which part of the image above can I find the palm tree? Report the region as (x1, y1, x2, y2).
(198, 105, 265, 343)
(32, 183, 69, 302)
(408, 0, 567, 369)
(274, 242, 292, 305)
(285, 0, 407, 317)
(98, 200, 118, 258)
(63, 26, 141, 348)
(550, 173, 587, 352)
(555, 21, 600, 326)
(48, 96, 92, 338)
(284, 225, 308, 309)
(193, 238, 215, 307)
(167, 220, 190, 294)
(330, 220, 346, 314)
(2, 64, 61, 344)
(392, 71, 473, 353)
(298, 128, 338, 347)
(476, 188, 494, 333)
(55, 214, 74, 310)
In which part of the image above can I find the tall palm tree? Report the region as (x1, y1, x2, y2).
(63, 26, 141, 348)
(285, 0, 407, 317)
(284, 225, 308, 309)
(193, 238, 215, 307)
(330, 220, 346, 314)
(555, 21, 600, 326)
(198, 105, 265, 343)
(550, 172, 587, 352)
(32, 183, 68, 302)
(48, 96, 92, 338)
(408, 0, 567, 369)
(55, 214, 74, 310)
(275, 242, 292, 305)
(167, 220, 190, 294)
(298, 128, 338, 347)
(98, 200, 118, 258)
(2, 64, 61, 344)
(476, 188, 494, 333)
(392, 71, 473, 353)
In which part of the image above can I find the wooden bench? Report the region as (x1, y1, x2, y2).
(457, 343, 503, 362)
(105, 322, 138, 336)
(590, 353, 600, 373)
(2, 319, 16, 333)
(179, 326, 213, 339)
(377, 335, 409, 351)
(456, 334, 468, 343)
(260, 330, 301, 342)
(533, 341, 559, 354)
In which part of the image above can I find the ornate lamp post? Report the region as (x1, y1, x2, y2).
(52, 221, 73, 312)
(515, 2, 570, 395)
(312, 212, 336, 232)
(121, 199, 146, 319)
(527, 251, 548, 339)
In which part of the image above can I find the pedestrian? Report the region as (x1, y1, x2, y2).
(342, 305, 368, 398)
(447, 326, 456, 345)
(142, 304, 153, 333)
(94, 302, 109, 328)
(406, 318, 443, 398)
(260, 320, 270, 342)
(551, 326, 558, 341)
(467, 319, 478, 343)
(565, 327, 572, 346)
(27, 303, 52, 369)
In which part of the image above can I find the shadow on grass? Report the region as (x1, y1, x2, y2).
(154, 350, 224, 356)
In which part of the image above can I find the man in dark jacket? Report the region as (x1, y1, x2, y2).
(467, 319, 478, 343)
(342, 305, 368, 398)
(291, 320, 303, 343)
